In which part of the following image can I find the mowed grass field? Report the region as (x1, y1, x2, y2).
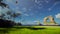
(0, 26, 60, 34)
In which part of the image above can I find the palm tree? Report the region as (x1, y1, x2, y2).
(6, 11, 12, 15)
(0, 0, 9, 8)
(0, 13, 5, 19)
(10, 12, 21, 22)
(0, 0, 21, 27)
(0, 0, 16, 28)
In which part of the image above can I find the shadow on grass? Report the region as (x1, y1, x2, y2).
(0, 27, 46, 34)
(13, 26, 26, 29)
(0, 28, 12, 34)
(27, 27, 46, 30)
(13, 26, 46, 30)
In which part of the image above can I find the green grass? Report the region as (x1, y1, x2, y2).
(0, 26, 60, 34)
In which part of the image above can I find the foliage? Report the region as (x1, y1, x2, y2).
(0, 0, 21, 22)
(0, 26, 60, 34)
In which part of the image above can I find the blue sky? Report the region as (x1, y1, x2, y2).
(0, 0, 60, 25)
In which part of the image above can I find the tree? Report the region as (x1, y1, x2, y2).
(0, 0, 22, 28)
(6, 11, 12, 15)
(0, 13, 5, 19)
(10, 12, 21, 21)
(0, 19, 15, 28)
(14, 22, 22, 26)
(0, 0, 9, 8)
(0, 0, 22, 27)
(0, 0, 21, 21)
(0, 0, 9, 19)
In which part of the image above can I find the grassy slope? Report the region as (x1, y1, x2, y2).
(0, 26, 60, 34)
(9, 26, 60, 34)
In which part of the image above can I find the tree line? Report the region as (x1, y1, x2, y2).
(0, 0, 22, 28)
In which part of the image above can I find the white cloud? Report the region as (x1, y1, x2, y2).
(6, 0, 13, 2)
(16, 7, 19, 10)
(24, 14, 29, 16)
(34, 0, 43, 4)
(5, 0, 17, 5)
(48, 8, 52, 11)
(0, 6, 10, 15)
(22, 8, 27, 12)
(44, 0, 49, 3)
(33, 21, 38, 23)
(33, 20, 40, 25)
(54, 2, 60, 5)
(0, 7, 2, 12)
(55, 13, 60, 18)
(35, 0, 38, 3)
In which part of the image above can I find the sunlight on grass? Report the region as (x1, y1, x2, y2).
(0, 26, 60, 34)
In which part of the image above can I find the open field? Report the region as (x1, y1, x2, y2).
(0, 26, 60, 34)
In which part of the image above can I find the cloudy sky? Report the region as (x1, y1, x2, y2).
(0, 0, 60, 25)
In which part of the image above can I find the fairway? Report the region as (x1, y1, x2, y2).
(0, 26, 60, 34)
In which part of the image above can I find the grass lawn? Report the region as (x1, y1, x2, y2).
(0, 26, 60, 34)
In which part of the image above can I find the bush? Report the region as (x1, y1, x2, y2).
(0, 19, 14, 28)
